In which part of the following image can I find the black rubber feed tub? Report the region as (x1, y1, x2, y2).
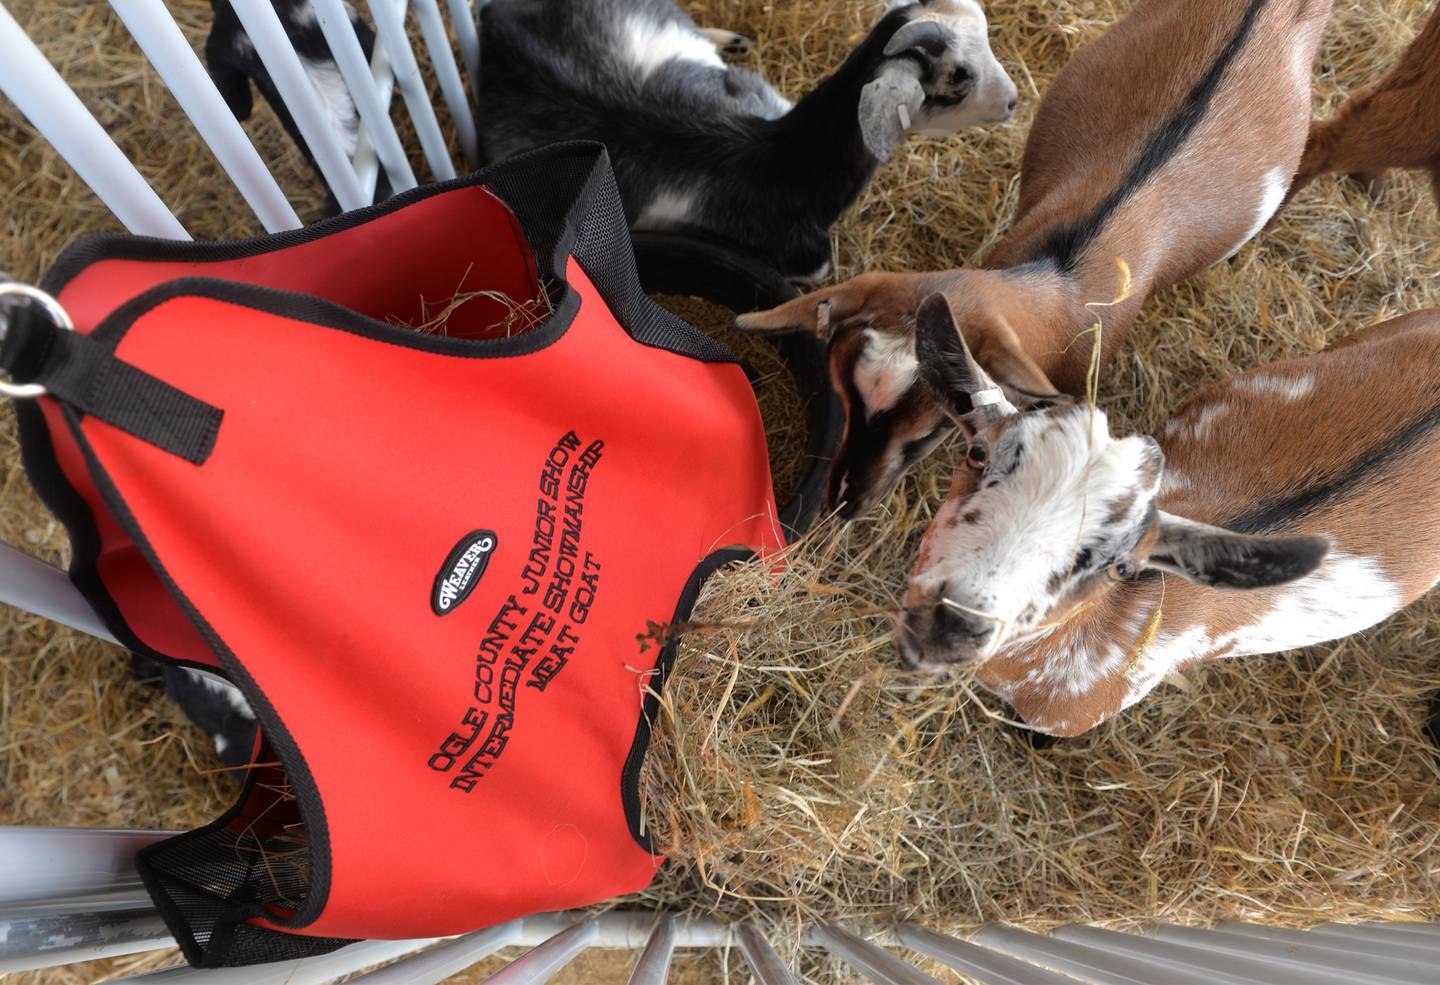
(632, 233, 841, 542)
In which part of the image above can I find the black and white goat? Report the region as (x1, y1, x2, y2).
(478, 0, 1018, 281)
(206, 0, 386, 208)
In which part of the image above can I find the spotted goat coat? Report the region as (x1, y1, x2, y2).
(978, 311, 1440, 735)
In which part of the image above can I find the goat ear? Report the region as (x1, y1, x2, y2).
(859, 63, 926, 162)
(1146, 513, 1331, 590)
(736, 283, 867, 339)
(884, 19, 953, 58)
(914, 293, 1012, 425)
(970, 318, 1064, 406)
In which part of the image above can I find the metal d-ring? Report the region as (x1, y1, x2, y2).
(0, 282, 74, 399)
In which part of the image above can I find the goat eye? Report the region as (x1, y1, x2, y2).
(1108, 562, 1135, 581)
(966, 445, 988, 470)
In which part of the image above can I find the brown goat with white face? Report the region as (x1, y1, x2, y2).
(902, 296, 1440, 737)
(1291, 0, 1440, 205)
(737, 0, 1333, 518)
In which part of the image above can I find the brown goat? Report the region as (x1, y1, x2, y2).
(1292, 1, 1440, 204)
(737, 0, 1333, 519)
(902, 300, 1440, 736)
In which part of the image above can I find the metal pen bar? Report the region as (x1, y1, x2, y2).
(625, 916, 676, 985)
(971, 925, 1169, 985)
(229, 0, 367, 210)
(1052, 926, 1274, 985)
(349, 922, 520, 983)
(1148, 924, 1436, 985)
(1316, 922, 1440, 946)
(312, 0, 417, 193)
(412, 0, 478, 167)
(478, 917, 599, 984)
(0, 907, 172, 973)
(109, 0, 301, 232)
(0, 828, 168, 906)
(108, 937, 446, 983)
(897, 924, 1077, 985)
(1215, 922, 1440, 963)
(368, 0, 456, 181)
(350, 37, 396, 200)
(1353, 922, 1440, 938)
(445, 0, 481, 89)
(0, 542, 117, 643)
(0, 1, 188, 238)
(735, 923, 798, 985)
(811, 925, 944, 985)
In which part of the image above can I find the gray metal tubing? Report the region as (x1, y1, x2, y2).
(1354, 922, 1440, 938)
(1148, 924, 1437, 985)
(1317, 922, 1440, 946)
(1215, 922, 1440, 963)
(0, 543, 118, 644)
(0, 907, 172, 973)
(0, 827, 168, 906)
(1052, 926, 1290, 985)
(479, 917, 599, 984)
(971, 925, 1177, 985)
(445, 0, 480, 87)
(312, 0, 416, 192)
(229, 0, 366, 209)
(348, 923, 519, 983)
(412, 0, 478, 166)
(625, 916, 676, 985)
(897, 924, 1082, 985)
(811, 925, 944, 985)
(735, 922, 797, 985)
(108, 938, 445, 984)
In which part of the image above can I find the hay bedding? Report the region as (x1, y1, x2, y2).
(0, 0, 1437, 982)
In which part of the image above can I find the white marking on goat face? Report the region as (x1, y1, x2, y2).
(904, 405, 1163, 662)
(1230, 372, 1314, 401)
(901, 0, 1018, 133)
(621, 14, 724, 81)
(1224, 166, 1290, 259)
(855, 329, 919, 419)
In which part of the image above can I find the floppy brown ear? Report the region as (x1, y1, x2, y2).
(735, 283, 867, 339)
(969, 313, 1063, 404)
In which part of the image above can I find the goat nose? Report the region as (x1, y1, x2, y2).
(1006, 97, 1018, 115)
(931, 602, 994, 646)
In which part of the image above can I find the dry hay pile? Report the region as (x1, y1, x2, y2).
(0, 0, 1437, 982)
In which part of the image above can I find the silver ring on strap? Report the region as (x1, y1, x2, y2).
(0, 283, 75, 399)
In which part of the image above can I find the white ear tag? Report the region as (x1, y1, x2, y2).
(897, 103, 912, 130)
(970, 387, 1004, 408)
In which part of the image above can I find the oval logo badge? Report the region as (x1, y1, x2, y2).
(432, 529, 498, 616)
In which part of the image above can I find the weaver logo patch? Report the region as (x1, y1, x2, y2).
(432, 530, 498, 616)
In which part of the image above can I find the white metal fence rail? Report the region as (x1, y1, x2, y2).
(1, 3, 1437, 982)
(3, 827, 1439, 982)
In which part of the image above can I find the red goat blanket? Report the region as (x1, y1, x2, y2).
(7, 144, 785, 966)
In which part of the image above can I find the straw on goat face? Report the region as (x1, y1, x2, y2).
(0, 2, 1438, 980)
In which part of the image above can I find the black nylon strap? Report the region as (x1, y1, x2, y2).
(3, 315, 222, 465)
